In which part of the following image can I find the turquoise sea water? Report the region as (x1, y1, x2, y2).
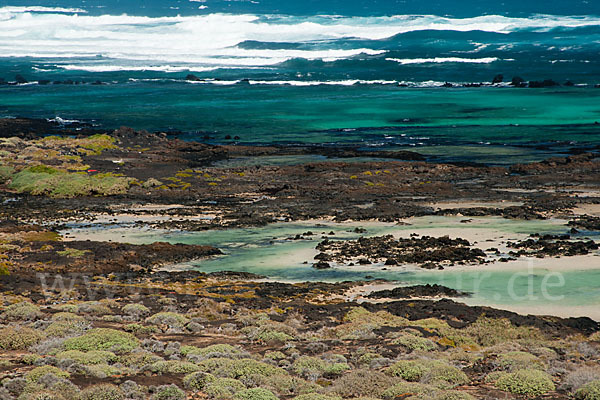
(1, 1, 600, 161)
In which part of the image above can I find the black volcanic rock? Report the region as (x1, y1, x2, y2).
(529, 79, 560, 88)
(15, 74, 28, 84)
(492, 74, 504, 84)
(313, 261, 331, 269)
(367, 284, 469, 299)
(510, 76, 526, 87)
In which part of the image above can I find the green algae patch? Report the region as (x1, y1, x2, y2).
(8, 165, 134, 198)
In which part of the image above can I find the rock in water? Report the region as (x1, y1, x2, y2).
(528, 79, 560, 88)
(492, 74, 504, 84)
(313, 261, 331, 269)
(510, 76, 526, 87)
(15, 74, 28, 84)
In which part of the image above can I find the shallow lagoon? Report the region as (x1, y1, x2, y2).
(64, 216, 600, 318)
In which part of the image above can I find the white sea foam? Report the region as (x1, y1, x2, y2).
(0, 9, 598, 68)
(185, 79, 400, 86)
(0, 6, 87, 13)
(387, 57, 500, 64)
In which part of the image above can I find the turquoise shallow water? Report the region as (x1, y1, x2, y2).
(64, 217, 600, 313)
(2, 4, 600, 162)
(2, 83, 600, 164)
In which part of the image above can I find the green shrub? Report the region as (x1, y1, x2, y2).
(381, 382, 438, 400)
(293, 356, 349, 380)
(495, 369, 555, 397)
(392, 333, 438, 352)
(76, 301, 112, 316)
(386, 360, 430, 381)
(386, 360, 468, 389)
(118, 350, 163, 369)
(421, 362, 469, 389)
(79, 384, 124, 400)
(45, 320, 89, 337)
(56, 304, 78, 313)
(259, 374, 319, 397)
(233, 388, 278, 400)
(25, 366, 70, 383)
(242, 322, 295, 344)
(575, 380, 600, 400)
(263, 351, 287, 361)
(293, 395, 341, 400)
(327, 369, 397, 398)
(431, 391, 476, 400)
(121, 303, 150, 319)
(1, 302, 42, 321)
(123, 323, 159, 335)
(183, 371, 217, 391)
(146, 312, 190, 329)
(181, 344, 244, 359)
(464, 317, 542, 347)
(56, 350, 117, 365)
(0, 164, 14, 183)
(51, 312, 85, 322)
(22, 353, 43, 364)
(335, 307, 408, 339)
(150, 360, 200, 374)
(63, 328, 139, 353)
(83, 364, 123, 379)
(0, 325, 44, 349)
(497, 351, 544, 371)
(207, 358, 284, 380)
(151, 385, 185, 400)
(204, 378, 245, 399)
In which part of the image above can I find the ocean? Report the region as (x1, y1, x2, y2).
(1, 0, 600, 163)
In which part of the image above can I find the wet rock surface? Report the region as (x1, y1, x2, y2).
(0, 119, 599, 231)
(367, 284, 469, 299)
(315, 235, 487, 269)
(508, 234, 599, 258)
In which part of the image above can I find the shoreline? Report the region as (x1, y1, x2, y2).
(1, 118, 600, 399)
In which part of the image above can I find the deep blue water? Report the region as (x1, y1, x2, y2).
(1, 1, 600, 162)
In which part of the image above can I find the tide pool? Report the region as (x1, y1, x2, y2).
(63, 216, 600, 318)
